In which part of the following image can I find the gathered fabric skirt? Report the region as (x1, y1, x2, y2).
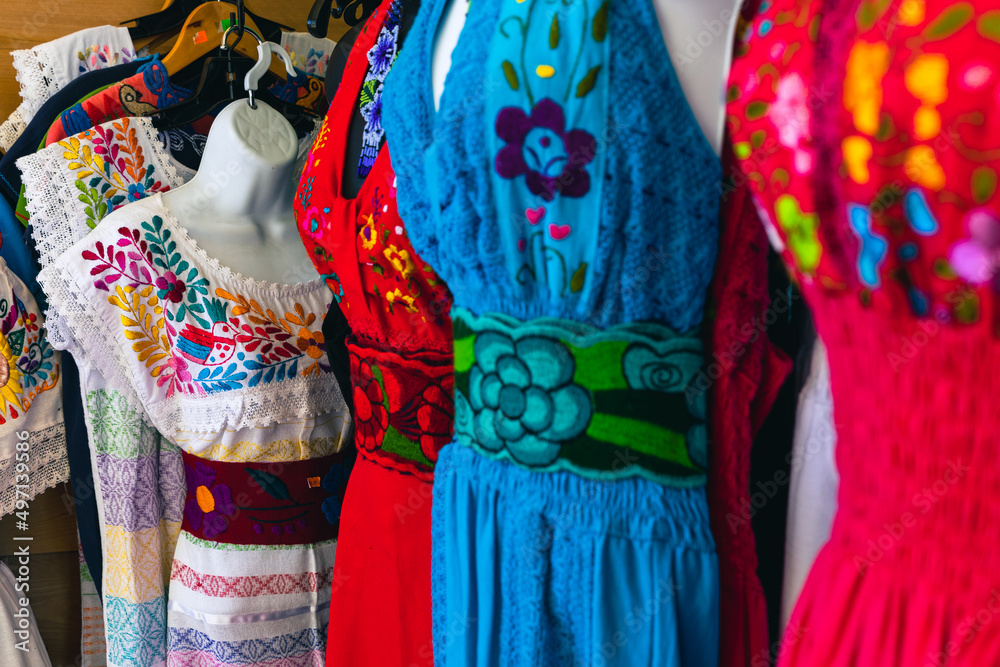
(325, 452, 434, 667)
(431, 443, 719, 667)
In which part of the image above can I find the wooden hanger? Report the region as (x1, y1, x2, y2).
(125, 0, 290, 42)
(159, 2, 286, 78)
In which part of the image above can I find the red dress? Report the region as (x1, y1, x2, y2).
(294, 1, 452, 663)
(730, 0, 1000, 664)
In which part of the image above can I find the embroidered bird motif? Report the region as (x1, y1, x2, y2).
(176, 322, 239, 366)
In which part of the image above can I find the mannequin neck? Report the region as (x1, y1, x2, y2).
(160, 99, 316, 285)
(167, 99, 298, 223)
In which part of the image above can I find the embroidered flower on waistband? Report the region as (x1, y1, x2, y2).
(184, 460, 236, 539)
(352, 356, 389, 452)
(463, 332, 592, 466)
(416, 381, 454, 463)
(494, 98, 597, 202)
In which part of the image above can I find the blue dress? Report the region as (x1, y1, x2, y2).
(384, 0, 721, 663)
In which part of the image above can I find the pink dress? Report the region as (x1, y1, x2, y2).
(729, 0, 1000, 664)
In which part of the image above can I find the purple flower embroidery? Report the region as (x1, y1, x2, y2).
(183, 461, 236, 539)
(155, 271, 186, 303)
(495, 98, 597, 202)
(950, 209, 1000, 288)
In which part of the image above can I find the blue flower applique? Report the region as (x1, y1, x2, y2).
(462, 332, 592, 465)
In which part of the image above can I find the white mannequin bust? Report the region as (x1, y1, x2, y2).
(159, 99, 318, 286)
(432, 0, 741, 155)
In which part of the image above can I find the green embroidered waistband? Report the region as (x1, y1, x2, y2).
(453, 309, 708, 487)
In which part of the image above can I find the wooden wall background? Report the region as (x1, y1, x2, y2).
(0, 2, 342, 665)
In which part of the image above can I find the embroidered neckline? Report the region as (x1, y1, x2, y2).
(357, 0, 403, 178)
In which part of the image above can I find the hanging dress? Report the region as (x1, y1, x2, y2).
(383, 0, 722, 663)
(295, 1, 451, 663)
(729, 0, 1000, 663)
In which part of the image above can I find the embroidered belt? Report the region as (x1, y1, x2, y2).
(180, 450, 354, 546)
(453, 308, 708, 486)
(348, 338, 454, 481)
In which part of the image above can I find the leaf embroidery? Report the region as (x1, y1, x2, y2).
(550, 14, 560, 48)
(245, 468, 292, 500)
(502, 61, 520, 90)
(576, 66, 601, 98)
(593, 2, 609, 42)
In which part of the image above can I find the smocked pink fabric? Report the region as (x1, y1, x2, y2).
(729, 0, 1000, 664)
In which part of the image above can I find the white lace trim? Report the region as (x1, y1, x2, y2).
(11, 45, 57, 122)
(0, 105, 28, 153)
(0, 423, 69, 519)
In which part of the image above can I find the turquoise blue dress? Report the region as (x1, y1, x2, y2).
(384, 0, 721, 663)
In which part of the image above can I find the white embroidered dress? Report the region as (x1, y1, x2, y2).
(25, 118, 349, 666)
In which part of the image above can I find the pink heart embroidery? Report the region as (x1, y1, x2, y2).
(517, 238, 527, 252)
(525, 207, 546, 225)
(548, 224, 571, 241)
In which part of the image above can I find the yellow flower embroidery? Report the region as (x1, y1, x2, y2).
(359, 214, 377, 250)
(844, 41, 890, 136)
(842, 136, 873, 184)
(897, 0, 925, 26)
(905, 54, 948, 140)
(0, 333, 23, 419)
(383, 244, 416, 278)
(385, 288, 418, 313)
(905, 145, 946, 190)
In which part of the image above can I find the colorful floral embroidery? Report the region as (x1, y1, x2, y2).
(81, 216, 329, 396)
(727, 0, 1000, 324)
(0, 285, 59, 422)
(353, 355, 389, 452)
(465, 330, 591, 465)
(485, 0, 608, 297)
(183, 460, 236, 539)
(452, 310, 709, 485)
(347, 341, 453, 477)
(59, 118, 170, 229)
(358, 0, 402, 177)
(77, 43, 136, 74)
